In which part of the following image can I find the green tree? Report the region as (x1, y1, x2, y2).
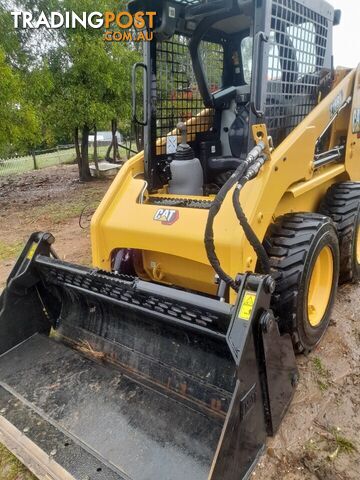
(0, 5, 41, 156)
(45, 29, 140, 180)
(0, 0, 140, 179)
(0, 47, 40, 157)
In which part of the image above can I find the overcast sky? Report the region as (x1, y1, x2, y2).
(328, 0, 360, 68)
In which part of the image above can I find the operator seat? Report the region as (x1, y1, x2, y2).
(204, 84, 251, 185)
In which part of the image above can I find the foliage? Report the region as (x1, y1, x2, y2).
(0, 47, 40, 156)
(46, 33, 140, 138)
(331, 429, 357, 456)
(312, 357, 331, 391)
(0, 0, 141, 177)
(0, 239, 24, 261)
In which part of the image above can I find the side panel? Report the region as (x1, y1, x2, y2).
(236, 70, 356, 301)
(345, 64, 360, 179)
(274, 165, 349, 218)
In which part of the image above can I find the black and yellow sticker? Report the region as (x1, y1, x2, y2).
(238, 291, 257, 321)
(26, 242, 37, 261)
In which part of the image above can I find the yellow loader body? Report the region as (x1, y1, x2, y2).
(1, 2, 360, 479)
(92, 67, 360, 302)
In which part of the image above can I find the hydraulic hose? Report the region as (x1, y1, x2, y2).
(204, 141, 268, 291)
(232, 156, 271, 275)
(205, 162, 248, 291)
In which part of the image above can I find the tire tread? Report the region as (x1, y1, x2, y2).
(264, 213, 336, 353)
(320, 182, 360, 283)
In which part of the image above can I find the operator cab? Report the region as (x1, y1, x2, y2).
(129, 0, 338, 193)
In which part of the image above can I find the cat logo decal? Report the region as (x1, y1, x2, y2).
(154, 209, 179, 225)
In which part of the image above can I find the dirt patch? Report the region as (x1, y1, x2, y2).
(0, 164, 81, 206)
(0, 165, 111, 288)
(254, 283, 360, 480)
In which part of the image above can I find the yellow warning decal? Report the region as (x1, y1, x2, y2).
(238, 291, 257, 321)
(26, 242, 37, 261)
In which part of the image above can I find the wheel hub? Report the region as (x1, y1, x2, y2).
(307, 246, 334, 327)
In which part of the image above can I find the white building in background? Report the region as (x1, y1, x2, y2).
(89, 131, 123, 147)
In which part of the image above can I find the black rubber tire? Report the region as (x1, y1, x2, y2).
(319, 182, 360, 284)
(264, 213, 340, 354)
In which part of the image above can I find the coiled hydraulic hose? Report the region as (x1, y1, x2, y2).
(204, 162, 248, 291)
(204, 141, 270, 291)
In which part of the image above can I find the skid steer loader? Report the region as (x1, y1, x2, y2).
(1, 0, 360, 479)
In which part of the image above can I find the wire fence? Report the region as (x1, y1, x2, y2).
(0, 145, 113, 177)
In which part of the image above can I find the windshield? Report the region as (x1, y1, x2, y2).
(241, 32, 283, 84)
(241, 23, 318, 85)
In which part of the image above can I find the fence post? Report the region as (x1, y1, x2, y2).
(32, 152, 37, 170)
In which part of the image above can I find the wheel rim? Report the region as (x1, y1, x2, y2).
(307, 246, 334, 327)
(357, 226, 360, 264)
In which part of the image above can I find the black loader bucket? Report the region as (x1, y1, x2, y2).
(0, 233, 298, 480)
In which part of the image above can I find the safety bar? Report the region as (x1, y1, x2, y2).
(132, 62, 148, 126)
(251, 32, 268, 118)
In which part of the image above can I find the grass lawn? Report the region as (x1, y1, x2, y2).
(0, 444, 36, 480)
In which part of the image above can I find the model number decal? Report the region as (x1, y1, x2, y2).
(154, 208, 179, 225)
(330, 91, 344, 118)
(353, 108, 360, 134)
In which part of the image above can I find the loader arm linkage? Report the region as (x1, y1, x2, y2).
(0, 232, 298, 480)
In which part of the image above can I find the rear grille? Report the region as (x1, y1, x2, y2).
(148, 197, 213, 209)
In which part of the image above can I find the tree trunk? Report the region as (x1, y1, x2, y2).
(114, 134, 120, 162)
(74, 127, 81, 176)
(112, 119, 117, 163)
(105, 119, 121, 163)
(94, 126, 99, 174)
(105, 143, 112, 161)
(79, 125, 92, 182)
(125, 136, 131, 160)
